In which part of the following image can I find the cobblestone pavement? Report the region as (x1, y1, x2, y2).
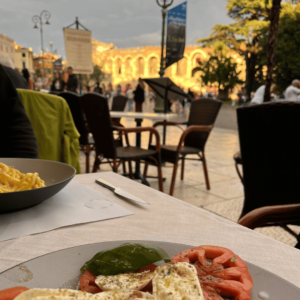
(79, 101, 300, 248)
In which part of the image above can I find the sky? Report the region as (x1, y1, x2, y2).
(0, 0, 232, 59)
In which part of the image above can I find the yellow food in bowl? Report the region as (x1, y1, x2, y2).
(0, 162, 45, 193)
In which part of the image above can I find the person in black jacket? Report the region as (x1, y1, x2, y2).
(0, 64, 38, 158)
(66, 67, 78, 93)
(134, 78, 145, 112)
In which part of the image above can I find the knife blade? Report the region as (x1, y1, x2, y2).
(95, 179, 150, 205)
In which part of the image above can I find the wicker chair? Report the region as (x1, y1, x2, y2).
(236, 101, 300, 220)
(111, 95, 128, 127)
(79, 93, 163, 191)
(146, 98, 222, 195)
(238, 204, 300, 238)
(58, 91, 94, 173)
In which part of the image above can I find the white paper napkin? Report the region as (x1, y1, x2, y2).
(0, 181, 133, 242)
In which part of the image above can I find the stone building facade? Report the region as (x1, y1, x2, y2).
(92, 38, 245, 94)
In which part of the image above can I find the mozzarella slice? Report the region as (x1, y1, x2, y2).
(152, 262, 205, 300)
(95, 271, 154, 291)
(14, 288, 154, 300)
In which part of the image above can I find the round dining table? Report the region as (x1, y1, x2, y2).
(0, 171, 300, 289)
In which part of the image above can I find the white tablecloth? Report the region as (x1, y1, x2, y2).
(1, 172, 300, 288)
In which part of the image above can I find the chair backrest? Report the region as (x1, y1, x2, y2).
(58, 91, 89, 145)
(237, 101, 300, 215)
(185, 98, 222, 150)
(111, 95, 127, 112)
(79, 93, 116, 159)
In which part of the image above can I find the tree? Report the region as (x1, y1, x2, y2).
(197, 0, 272, 98)
(81, 65, 104, 89)
(264, 0, 282, 102)
(269, 2, 300, 92)
(197, 42, 243, 99)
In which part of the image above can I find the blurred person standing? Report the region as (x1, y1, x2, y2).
(36, 69, 49, 91)
(116, 84, 122, 95)
(50, 72, 64, 92)
(285, 80, 300, 100)
(66, 66, 78, 93)
(126, 84, 134, 112)
(134, 78, 145, 112)
(93, 82, 103, 94)
(22, 69, 34, 90)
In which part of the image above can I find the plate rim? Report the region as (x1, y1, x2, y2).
(1, 239, 300, 292)
(0, 158, 76, 196)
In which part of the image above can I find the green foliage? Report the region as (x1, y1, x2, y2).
(81, 65, 104, 88)
(272, 2, 300, 92)
(197, 43, 243, 92)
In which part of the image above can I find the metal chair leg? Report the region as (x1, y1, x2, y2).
(181, 156, 185, 180)
(157, 165, 164, 192)
(202, 152, 210, 190)
(92, 156, 101, 173)
(143, 163, 149, 178)
(85, 144, 91, 173)
(128, 160, 134, 179)
(122, 161, 127, 175)
(112, 158, 118, 173)
(170, 164, 178, 196)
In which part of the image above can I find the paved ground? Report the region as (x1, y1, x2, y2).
(79, 101, 300, 248)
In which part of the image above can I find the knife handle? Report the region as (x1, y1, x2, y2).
(96, 179, 116, 191)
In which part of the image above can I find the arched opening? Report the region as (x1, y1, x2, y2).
(137, 57, 145, 76)
(125, 57, 132, 75)
(115, 58, 122, 75)
(149, 57, 158, 75)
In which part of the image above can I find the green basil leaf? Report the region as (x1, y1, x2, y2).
(81, 243, 171, 275)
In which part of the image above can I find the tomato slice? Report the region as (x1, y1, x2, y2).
(79, 269, 102, 294)
(172, 246, 253, 300)
(0, 287, 29, 300)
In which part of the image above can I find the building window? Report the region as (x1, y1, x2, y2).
(149, 57, 158, 75)
(22, 53, 26, 57)
(22, 62, 26, 69)
(137, 57, 145, 76)
(125, 57, 132, 75)
(115, 58, 122, 75)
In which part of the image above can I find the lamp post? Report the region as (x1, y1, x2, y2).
(32, 10, 51, 70)
(156, 0, 173, 78)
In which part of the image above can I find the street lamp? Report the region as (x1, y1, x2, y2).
(156, 0, 173, 77)
(49, 42, 53, 54)
(32, 10, 51, 70)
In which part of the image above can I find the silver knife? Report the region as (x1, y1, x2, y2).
(95, 179, 150, 205)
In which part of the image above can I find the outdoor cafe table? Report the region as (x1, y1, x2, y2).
(110, 112, 177, 185)
(1, 172, 300, 288)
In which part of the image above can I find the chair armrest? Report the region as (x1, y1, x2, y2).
(118, 127, 161, 152)
(233, 151, 242, 164)
(177, 125, 213, 152)
(238, 204, 300, 229)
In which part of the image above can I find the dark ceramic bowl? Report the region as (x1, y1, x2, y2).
(0, 158, 76, 213)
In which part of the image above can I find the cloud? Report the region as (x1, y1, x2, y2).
(0, 0, 231, 57)
(109, 32, 161, 48)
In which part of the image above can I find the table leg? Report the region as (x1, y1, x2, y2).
(134, 118, 150, 186)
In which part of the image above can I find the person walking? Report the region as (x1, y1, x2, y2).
(126, 84, 134, 112)
(21, 68, 34, 90)
(66, 67, 78, 93)
(50, 72, 64, 92)
(134, 78, 145, 112)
